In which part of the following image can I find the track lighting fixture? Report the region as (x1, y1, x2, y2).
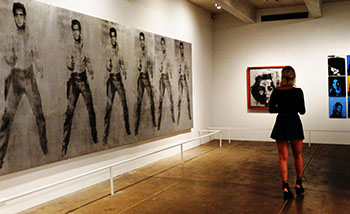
(214, 4, 221, 9)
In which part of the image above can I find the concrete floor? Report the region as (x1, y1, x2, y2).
(21, 140, 350, 214)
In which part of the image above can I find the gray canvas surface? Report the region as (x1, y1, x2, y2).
(0, 0, 193, 175)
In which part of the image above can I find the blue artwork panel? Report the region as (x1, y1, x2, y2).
(329, 97, 346, 118)
(348, 98, 350, 118)
(347, 55, 350, 75)
(347, 55, 350, 96)
(329, 77, 346, 97)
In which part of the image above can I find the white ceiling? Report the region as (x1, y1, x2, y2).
(187, 0, 350, 23)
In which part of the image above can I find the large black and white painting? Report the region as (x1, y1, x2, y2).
(247, 66, 282, 109)
(0, 0, 193, 175)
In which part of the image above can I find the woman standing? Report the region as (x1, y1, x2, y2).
(269, 66, 306, 200)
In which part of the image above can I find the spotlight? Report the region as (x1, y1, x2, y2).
(215, 4, 221, 9)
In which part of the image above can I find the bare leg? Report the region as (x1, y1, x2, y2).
(277, 140, 295, 199)
(290, 140, 303, 179)
(276, 141, 289, 182)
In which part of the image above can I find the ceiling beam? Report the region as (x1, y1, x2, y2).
(215, 0, 256, 24)
(304, 0, 323, 18)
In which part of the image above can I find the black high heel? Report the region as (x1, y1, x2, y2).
(295, 179, 305, 195)
(283, 182, 294, 200)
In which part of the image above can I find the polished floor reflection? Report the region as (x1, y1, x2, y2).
(21, 140, 350, 214)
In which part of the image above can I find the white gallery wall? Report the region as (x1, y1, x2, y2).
(0, 0, 214, 213)
(213, 1, 350, 145)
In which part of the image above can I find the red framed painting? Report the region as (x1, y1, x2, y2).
(247, 66, 285, 110)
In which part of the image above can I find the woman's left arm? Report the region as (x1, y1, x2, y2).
(298, 89, 306, 115)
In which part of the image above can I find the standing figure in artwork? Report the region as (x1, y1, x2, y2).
(62, 19, 98, 156)
(134, 32, 156, 135)
(157, 37, 175, 130)
(0, 2, 48, 168)
(103, 27, 131, 145)
(177, 42, 192, 125)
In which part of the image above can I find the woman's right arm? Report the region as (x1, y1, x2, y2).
(269, 90, 279, 113)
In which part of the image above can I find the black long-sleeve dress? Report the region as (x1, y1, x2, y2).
(269, 87, 306, 141)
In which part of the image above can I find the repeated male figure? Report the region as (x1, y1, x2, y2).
(177, 42, 192, 125)
(103, 27, 131, 145)
(157, 37, 175, 130)
(0, 2, 48, 168)
(134, 32, 156, 135)
(62, 19, 98, 156)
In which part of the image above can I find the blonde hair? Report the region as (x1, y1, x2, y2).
(280, 66, 296, 87)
